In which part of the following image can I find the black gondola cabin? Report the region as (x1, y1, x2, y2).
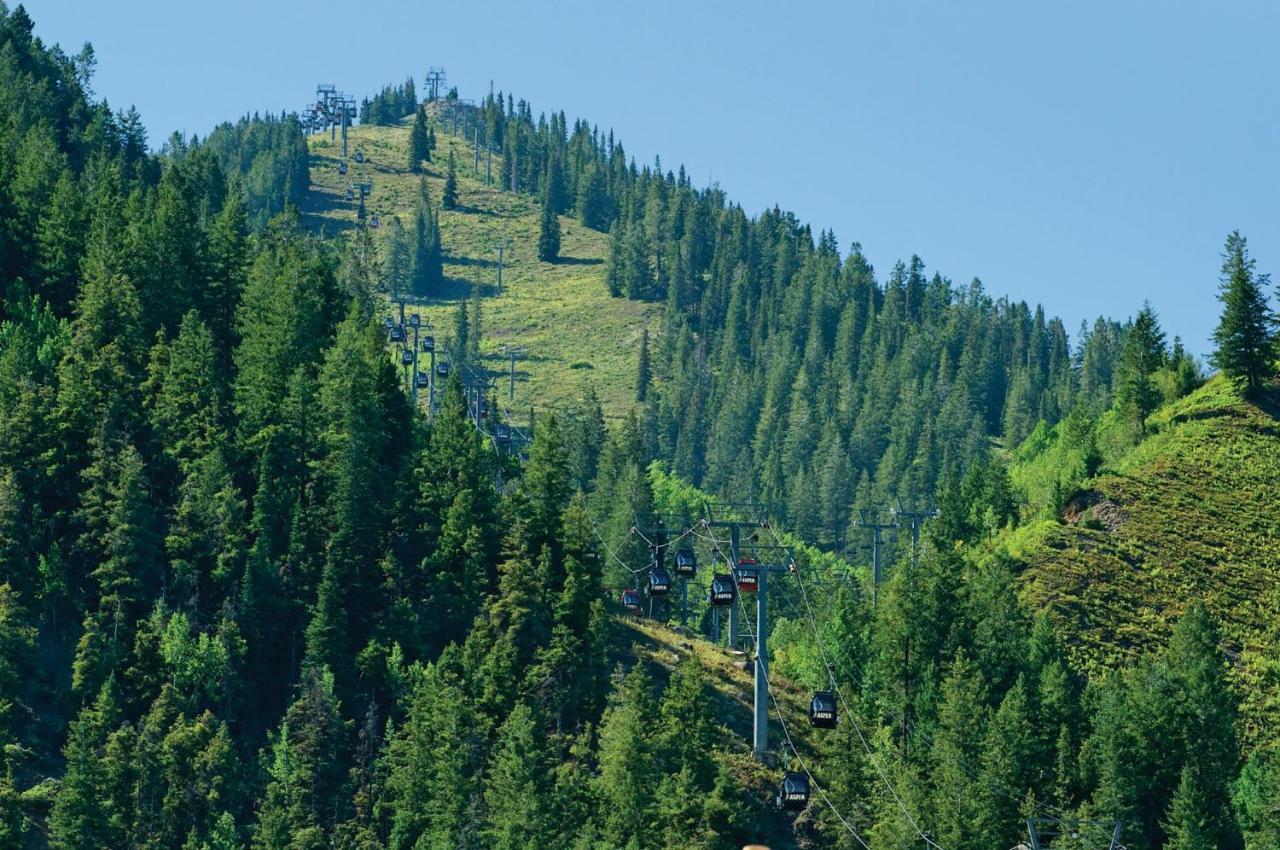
(810, 691, 838, 728)
(408, 313, 420, 328)
(338, 161, 347, 175)
(778, 772, 810, 811)
(400, 349, 414, 366)
(709, 574, 736, 606)
(436, 362, 450, 377)
(422, 335, 435, 351)
(414, 371, 429, 389)
(495, 424, 511, 443)
(390, 325, 406, 343)
(674, 547, 697, 577)
(621, 589, 642, 611)
(648, 568, 671, 597)
(354, 150, 364, 163)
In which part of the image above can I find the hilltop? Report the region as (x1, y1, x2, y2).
(300, 118, 656, 421)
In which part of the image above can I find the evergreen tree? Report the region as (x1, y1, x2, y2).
(577, 163, 610, 230)
(1211, 231, 1276, 398)
(384, 654, 482, 850)
(1115, 302, 1167, 432)
(483, 702, 555, 849)
(1163, 766, 1215, 850)
(411, 185, 443, 297)
(636, 326, 651, 402)
(49, 679, 125, 850)
(383, 215, 412, 304)
(595, 664, 658, 845)
(408, 107, 429, 172)
(254, 666, 350, 849)
(538, 193, 560, 262)
(442, 150, 459, 210)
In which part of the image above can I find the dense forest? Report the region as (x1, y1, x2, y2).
(3, 7, 1280, 850)
(449, 89, 1206, 554)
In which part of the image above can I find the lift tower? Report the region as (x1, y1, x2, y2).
(425, 67, 447, 101)
(491, 237, 513, 294)
(857, 507, 896, 606)
(705, 503, 792, 762)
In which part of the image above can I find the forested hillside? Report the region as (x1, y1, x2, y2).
(3, 6, 1280, 850)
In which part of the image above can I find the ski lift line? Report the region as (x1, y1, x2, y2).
(583, 508, 650, 577)
(631, 519, 702, 552)
(730, 579, 872, 850)
(765, 522, 947, 850)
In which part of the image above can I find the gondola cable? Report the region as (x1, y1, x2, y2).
(764, 522, 946, 850)
(731, 581, 872, 849)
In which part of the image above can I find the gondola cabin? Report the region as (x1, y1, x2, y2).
(421, 335, 435, 351)
(414, 371, 429, 389)
(354, 150, 365, 163)
(734, 558, 761, 593)
(648, 568, 671, 597)
(709, 574, 736, 606)
(345, 187, 355, 201)
(383, 316, 394, 331)
(495, 424, 511, 443)
(436, 362, 450, 377)
(368, 213, 380, 229)
(400, 349, 414, 366)
(408, 313, 421, 328)
(390, 325, 406, 343)
(478, 399, 489, 418)
(338, 161, 347, 175)
(809, 691, 838, 728)
(621, 589, 642, 612)
(778, 772, 810, 811)
(674, 547, 697, 578)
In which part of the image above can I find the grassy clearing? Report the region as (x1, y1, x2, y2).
(301, 119, 658, 423)
(1010, 376, 1280, 743)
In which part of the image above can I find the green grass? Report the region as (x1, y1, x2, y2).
(301, 119, 657, 423)
(1007, 376, 1280, 745)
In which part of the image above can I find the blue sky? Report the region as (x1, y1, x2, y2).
(25, 0, 1279, 357)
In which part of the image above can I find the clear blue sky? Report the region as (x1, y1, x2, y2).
(24, 0, 1280, 357)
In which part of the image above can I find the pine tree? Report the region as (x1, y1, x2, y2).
(1115, 302, 1167, 432)
(408, 107, 429, 172)
(383, 214, 412, 304)
(49, 679, 125, 850)
(483, 702, 555, 849)
(636, 326, 651, 402)
(254, 666, 350, 848)
(1211, 231, 1276, 398)
(1162, 765, 1216, 850)
(411, 185, 443, 297)
(385, 654, 481, 850)
(205, 187, 249, 373)
(595, 664, 658, 844)
(576, 163, 610, 231)
(603, 220, 625, 297)
(442, 150, 458, 210)
(537, 193, 560, 262)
